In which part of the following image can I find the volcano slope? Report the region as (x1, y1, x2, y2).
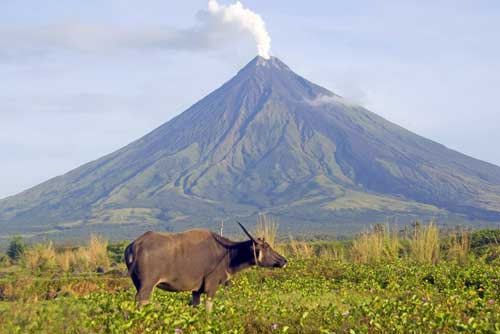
(1, 56, 500, 239)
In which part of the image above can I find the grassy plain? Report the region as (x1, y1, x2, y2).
(0, 227, 499, 334)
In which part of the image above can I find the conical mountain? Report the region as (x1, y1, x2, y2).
(2, 56, 500, 239)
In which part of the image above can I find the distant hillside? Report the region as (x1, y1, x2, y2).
(1, 56, 500, 240)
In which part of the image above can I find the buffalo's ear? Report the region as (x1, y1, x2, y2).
(237, 221, 260, 244)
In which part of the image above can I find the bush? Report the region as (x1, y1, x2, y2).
(6, 236, 26, 262)
(107, 241, 128, 264)
(471, 229, 500, 248)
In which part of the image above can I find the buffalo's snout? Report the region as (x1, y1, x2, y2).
(274, 256, 288, 268)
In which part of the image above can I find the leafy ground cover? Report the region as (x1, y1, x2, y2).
(1, 257, 499, 334)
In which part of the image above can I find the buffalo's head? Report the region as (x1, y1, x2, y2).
(238, 222, 288, 268)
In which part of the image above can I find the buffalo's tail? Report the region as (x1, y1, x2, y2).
(124, 243, 135, 275)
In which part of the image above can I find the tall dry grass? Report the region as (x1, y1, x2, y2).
(73, 247, 91, 273)
(351, 231, 382, 264)
(446, 228, 470, 264)
(408, 222, 440, 264)
(88, 234, 110, 270)
(70, 234, 110, 272)
(22, 234, 110, 273)
(23, 241, 57, 273)
(281, 239, 345, 261)
(55, 250, 76, 272)
(350, 224, 400, 264)
(287, 236, 314, 259)
(317, 244, 345, 261)
(349, 222, 444, 264)
(255, 214, 278, 248)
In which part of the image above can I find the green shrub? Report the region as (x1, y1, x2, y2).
(107, 241, 128, 265)
(6, 236, 26, 262)
(471, 229, 500, 248)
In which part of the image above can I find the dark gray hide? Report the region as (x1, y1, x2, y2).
(124, 225, 287, 311)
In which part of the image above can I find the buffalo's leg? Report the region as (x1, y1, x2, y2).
(205, 295, 214, 313)
(135, 282, 155, 306)
(204, 280, 219, 313)
(191, 291, 202, 307)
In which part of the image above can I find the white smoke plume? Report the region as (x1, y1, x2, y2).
(207, 0, 272, 59)
(0, 1, 272, 58)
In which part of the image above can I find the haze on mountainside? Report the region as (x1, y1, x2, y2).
(1, 55, 500, 240)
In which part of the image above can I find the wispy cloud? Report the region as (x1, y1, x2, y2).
(0, 23, 219, 56)
(306, 88, 368, 109)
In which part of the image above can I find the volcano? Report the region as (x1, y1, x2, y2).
(2, 56, 500, 239)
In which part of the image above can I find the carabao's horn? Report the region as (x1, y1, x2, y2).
(237, 221, 259, 244)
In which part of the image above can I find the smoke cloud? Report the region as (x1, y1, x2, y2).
(0, 1, 272, 59)
(206, 0, 271, 59)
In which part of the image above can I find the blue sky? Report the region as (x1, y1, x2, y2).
(1, 0, 500, 199)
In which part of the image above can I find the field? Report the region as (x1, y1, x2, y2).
(0, 226, 499, 334)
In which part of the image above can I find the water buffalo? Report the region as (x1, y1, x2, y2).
(124, 223, 287, 311)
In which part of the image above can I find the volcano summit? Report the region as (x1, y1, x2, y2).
(1, 56, 500, 239)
